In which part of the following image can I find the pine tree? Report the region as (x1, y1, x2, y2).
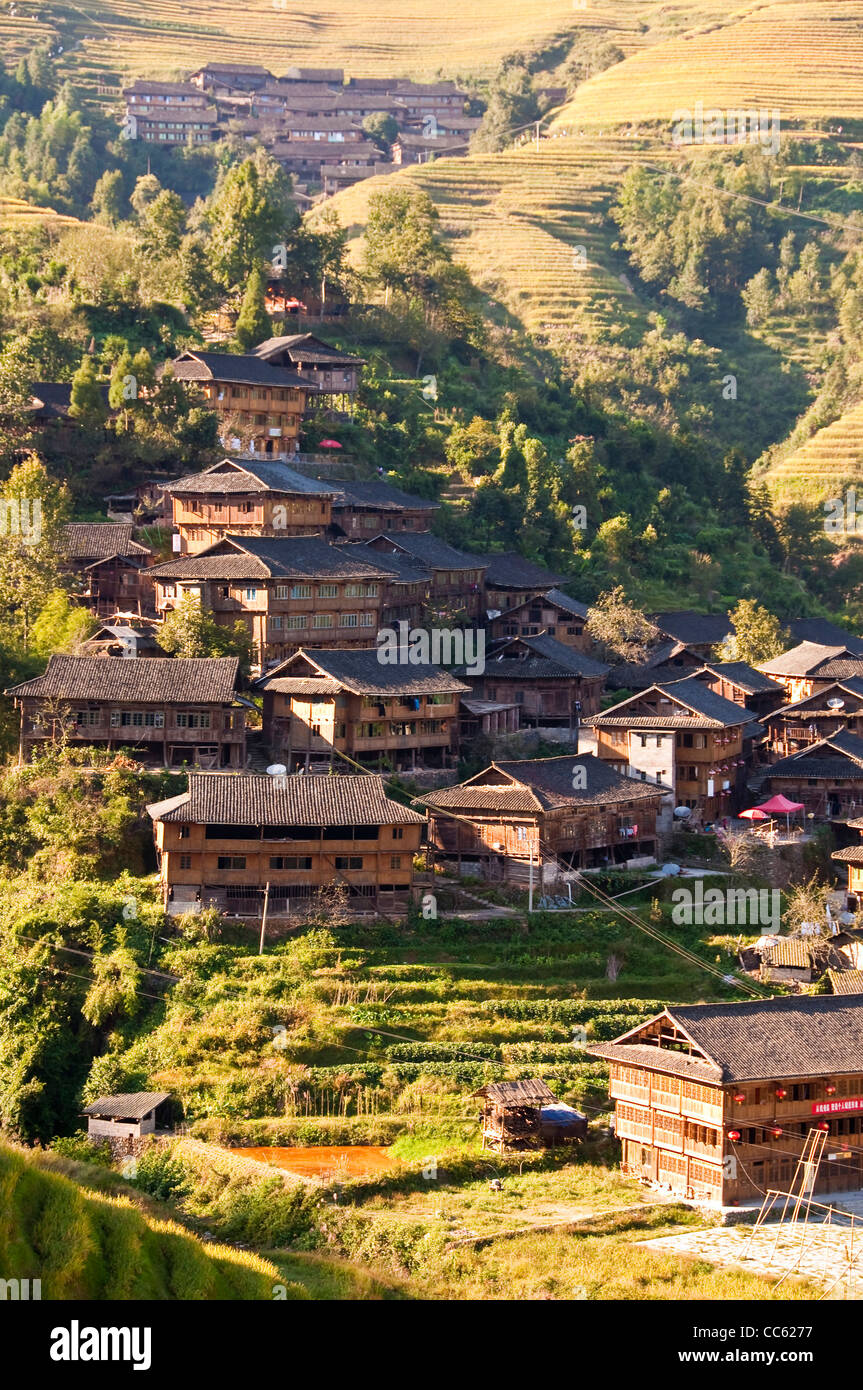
(235, 267, 271, 351)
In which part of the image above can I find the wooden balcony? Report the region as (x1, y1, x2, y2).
(609, 1078, 651, 1105)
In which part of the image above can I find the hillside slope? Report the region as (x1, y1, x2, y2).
(0, 1141, 286, 1300)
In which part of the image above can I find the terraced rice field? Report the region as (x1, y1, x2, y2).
(551, 1, 863, 128)
(763, 400, 863, 508)
(323, 137, 659, 359)
(0, 0, 639, 89)
(0, 196, 83, 230)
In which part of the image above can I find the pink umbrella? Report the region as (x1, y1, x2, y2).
(755, 793, 805, 833)
(318, 439, 342, 449)
(739, 808, 769, 821)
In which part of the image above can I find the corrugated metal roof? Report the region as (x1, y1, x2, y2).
(83, 1092, 170, 1118)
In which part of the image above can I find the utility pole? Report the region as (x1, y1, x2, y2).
(258, 881, 270, 954)
(535, 120, 541, 151)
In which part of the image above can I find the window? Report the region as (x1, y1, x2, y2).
(312, 614, 334, 628)
(217, 856, 246, 869)
(244, 588, 258, 601)
(360, 613, 375, 627)
(270, 616, 282, 629)
(335, 856, 363, 870)
(74, 709, 101, 726)
(390, 856, 403, 868)
(361, 723, 384, 738)
(290, 584, 312, 599)
(179, 854, 192, 869)
(392, 827, 404, 839)
(110, 710, 165, 728)
(340, 613, 358, 627)
(176, 711, 211, 729)
(275, 585, 290, 599)
(270, 856, 313, 869)
(345, 583, 377, 597)
(318, 583, 338, 598)
(286, 615, 306, 629)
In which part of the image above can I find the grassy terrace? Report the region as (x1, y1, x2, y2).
(551, 0, 863, 128)
(762, 399, 863, 508)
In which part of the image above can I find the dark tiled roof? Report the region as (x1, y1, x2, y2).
(833, 847, 863, 864)
(30, 381, 110, 419)
(590, 678, 748, 729)
(699, 662, 783, 694)
(588, 1040, 722, 1084)
(340, 543, 431, 582)
(258, 648, 469, 696)
(544, 588, 589, 619)
(170, 351, 312, 390)
(370, 532, 486, 569)
(767, 680, 863, 719)
(124, 80, 201, 95)
(7, 655, 239, 703)
(147, 772, 425, 826)
(417, 753, 663, 813)
(151, 536, 390, 582)
(82, 1092, 170, 1118)
(812, 658, 863, 681)
(64, 523, 151, 560)
(788, 619, 863, 655)
(481, 553, 566, 589)
(330, 479, 439, 512)
(768, 730, 863, 779)
(764, 939, 812, 969)
(479, 633, 608, 680)
(651, 611, 733, 646)
(164, 458, 337, 496)
(593, 995, 863, 1081)
(759, 642, 861, 677)
(252, 334, 365, 367)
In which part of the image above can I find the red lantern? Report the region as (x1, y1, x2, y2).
(816, 1121, 830, 1132)
(727, 1129, 741, 1142)
(769, 1125, 783, 1139)
(826, 1085, 837, 1096)
(733, 1091, 746, 1103)
(775, 1086, 787, 1100)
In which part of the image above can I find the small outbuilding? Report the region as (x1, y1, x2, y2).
(82, 1091, 172, 1141)
(473, 1079, 586, 1151)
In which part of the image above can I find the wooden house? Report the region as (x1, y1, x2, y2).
(458, 697, 520, 742)
(150, 536, 389, 670)
(256, 647, 469, 770)
(366, 532, 487, 623)
(340, 542, 432, 630)
(190, 61, 272, 92)
(328, 479, 439, 539)
(690, 662, 784, 722)
(7, 656, 245, 768)
(161, 457, 338, 555)
(147, 771, 425, 914)
(760, 730, 863, 820)
(63, 523, 153, 617)
(167, 351, 316, 458)
(482, 553, 566, 618)
(763, 678, 863, 759)
(758, 642, 863, 705)
(418, 753, 663, 879)
(251, 333, 365, 403)
(590, 996, 863, 1205)
(488, 588, 591, 654)
(468, 633, 608, 727)
(473, 1079, 586, 1152)
(834, 816, 863, 905)
(605, 640, 705, 693)
(83, 1092, 171, 1142)
(391, 132, 464, 164)
(80, 622, 163, 659)
(588, 677, 751, 822)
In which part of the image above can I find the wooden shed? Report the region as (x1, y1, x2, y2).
(473, 1079, 586, 1151)
(82, 1091, 171, 1141)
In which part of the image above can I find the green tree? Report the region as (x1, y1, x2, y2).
(90, 169, 126, 225)
(235, 266, 271, 350)
(206, 153, 295, 291)
(157, 594, 253, 671)
(362, 112, 399, 151)
(742, 267, 775, 325)
(718, 599, 789, 665)
(0, 455, 72, 651)
(139, 188, 187, 259)
(68, 355, 107, 428)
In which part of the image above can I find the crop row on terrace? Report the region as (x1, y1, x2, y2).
(763, 398, 863, 507)
(552, 1, 863, 127)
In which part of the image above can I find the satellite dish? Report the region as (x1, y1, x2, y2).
(266, 764, 288, 776)
(673, 805, 693, 818)
(827, 698, 845, 709)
